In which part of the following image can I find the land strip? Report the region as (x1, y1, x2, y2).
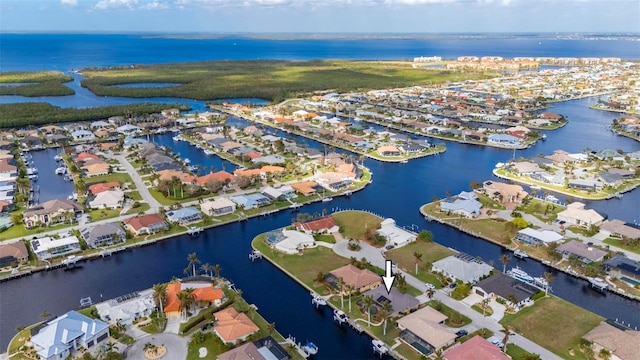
(0, 71, 74, 97)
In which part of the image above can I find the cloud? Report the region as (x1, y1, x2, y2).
(61, 0, 78, 6)
(94, 0, 138, 10)
(141, 0, 170, 9)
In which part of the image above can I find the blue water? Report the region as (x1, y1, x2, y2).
(0, 34, 640, 356)
(29, 148, 74, 204)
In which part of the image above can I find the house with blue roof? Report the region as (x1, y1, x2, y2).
(439, 192, 482, 218)
(165, 207, 202, 225)
(231, 193, 272, 209)
(30, 310, 109, 360)
(487, 134, 521, 147)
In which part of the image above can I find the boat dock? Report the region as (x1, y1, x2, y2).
(589, 277, 609, 292)
(282, 335, 312, 359)
(248, 250, 263, 261)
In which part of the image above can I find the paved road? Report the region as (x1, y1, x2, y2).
(112, 154, 162, 212)
(332, 240, 562, 360)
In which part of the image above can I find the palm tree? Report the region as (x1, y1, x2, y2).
(266, 322, 276, 335)
(345, 284, 354, 312)
(186, 253, 200, 277)
(501, 324, 511, 352)
(337, 277, 345, 309)
(380, 301, 393, 336)
(426, 288, 435, 300)
(152, 283, 167, 315)
(544, 271, 554, 296)
(200, 263, 212, 277)
(40, 310, 51, 320)
(362, 295, 375, 327)
(213, 264, 222, 279)
(500, 254, 510, 273)
(413, 251, 423, 275)
(177, 288, 196, 320)
(481, 297, 490, 319)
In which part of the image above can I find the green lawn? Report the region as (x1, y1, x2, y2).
(427, 301, 471, 328)
(506, 343, 541, 360)
(87, 172, 134, 185)
(385, 241, 454, 287)
(332, 210, 382, 240)
(88, 208, 121, 221)
(518, 198, 564, 223)
(127, 191, 143, 201)
(603, 237, 640, 255)
(500, 296, 603, 359)
(1, 221, 73, 242)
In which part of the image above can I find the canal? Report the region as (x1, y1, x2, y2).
(0, 96, 639, 357)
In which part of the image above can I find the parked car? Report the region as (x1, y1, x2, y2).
(448, 282, 458, 289)
(455, 329, 468, 337)
(425, 283, 436, 290)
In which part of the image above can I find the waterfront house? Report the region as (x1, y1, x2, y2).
(472, 273, 537, 311)
(294, 216, 339, 235)
(270, 229, 315, 254)
(583, 321, 640, 360)
(432, 254, 493, 283)
(444, 335, 510, 360)
(165, 207, 202, 225)
(252, 154, 286, 165)
(231, 193, 271, 209)
(377, 145, 401, 156)
(30, 310, 109, 360)
(555, 240, 606, 264)
(482, 181, 528, 208)
(315, 171, 354, 191)
(439, 192, 482, 218)
(604, 256, 640, 285)
(71, 130, 95, 142)
(87, 181, 120, 196)
(510, 161, 544, 175)
(116, 124, 141, 136)
(397, 306, 457, 355)
(81, 222, 126, 248)
(164, 279, 224, 317)
(194, 171, 234, 187)
(81, 162, 110, 177)
(326, 264, 381, 293)
(200, 198, 236, 216)
(0, 159, 17, 175)
(376, 218, 416, 248)
(291, 181, 319, 196)
(218, 336, 292, 360)
(213, 307, 260, 345)
(30, 235, 81, 260)
(0, 241, 28, 267)
(515, 228, 563, 246)
(261, 185, 296, 200)
(557, 202, 604, 228)
(88, 189, 124, 209)
(75, 152, 100, 163)
(90, 121, 111, 130)
(363, 286, 420, 316)
(599, 219, 640, 240)
(487, 134, 521, 147)
(23, 199, 83, 228)
(123, 213, 169, 236)
(96, 291, 156, 326)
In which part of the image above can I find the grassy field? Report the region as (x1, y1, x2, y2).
(500, 296, 603, 359)
(603, 237, 640, 255)
(0, 102, 190, 128)
(0, 71, 74, 97)
(385, 241, 455, 286)
(518, 198, 564, 223)
(81, 60, 496, 102)
(332, 210, 382, 240)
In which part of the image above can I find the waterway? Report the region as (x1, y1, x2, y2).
(1, 95, 639, 356)
(28, 149, 75, 204)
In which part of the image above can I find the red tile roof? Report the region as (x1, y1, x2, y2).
(295, 216, 338, 232)
(213, 307, 260, 344)
(195, 171, 234, 186)
(444, 336, 510, 360)
(88, 181, 120, 195)
(164, 282, 224, 313)
(123, 213, 166, 231)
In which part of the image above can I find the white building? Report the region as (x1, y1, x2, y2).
(96, 291, 156, 326)
(200, 198, 236, 216)
(30, 236, 81, 260)
(557, 202, 604, 228)
(88, 190, 124, 209)
(515, 228, 563, 246)
(376, 218, 416, 248)
(275, 229, 315, 254)
(432, 255, 493, 283)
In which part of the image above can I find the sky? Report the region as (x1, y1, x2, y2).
(0, 0, 639, 34)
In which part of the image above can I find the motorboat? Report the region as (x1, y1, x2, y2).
(55, 167, 67, 175)
(311, 292, 327, 307)
(321, 197, 333, 202)
(302, 342, 318, 356)
(507, 267, 534, 283)
(372, 340, 389, 356)
(513, 249, 529, 259)
(534, 277, 548, 288)
(333, 309, 348, 324)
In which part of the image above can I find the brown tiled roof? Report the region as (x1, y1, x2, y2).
(123, 213, 166, 231)
(0, 241, 28, 260)
(329, 264, 381, 290)
(213, 307, 259, 343)
(296, 216, 337, 232)
(583, 322, 640, 360)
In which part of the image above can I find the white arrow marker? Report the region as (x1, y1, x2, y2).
(382, 260, 396, 294)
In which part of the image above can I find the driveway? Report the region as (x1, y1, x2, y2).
(125, 333, 188, 360)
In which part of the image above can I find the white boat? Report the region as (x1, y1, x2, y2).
(27, 167, 38, 175)
(321, 197, 333, 202)
(529, 185, 541, 190)
(372, 340, 390, 356)
(311, 292, 327, 307)
(54, 154, 62, 161)
(187, 226, 202, 235)
(183, 158, 191, 165)
(302, 342, 318, 356)
(333, 309, 348, 324)
(588, 277, 609, 291)
(513, 249, 529, 259)
(172, 135, 182, 141)
(203, 149, 215, 155)
(545, 194, 560, 203)
(55, 167, 67, 175)
(400, 159, 408, 164)
(507, 267, 534, 283)
(541, 134, 547, 140)
(534, 277, 548, 288)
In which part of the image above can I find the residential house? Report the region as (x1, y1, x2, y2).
(90, 121, 111, 130)
(231, 193, 272, 209)
(30, 235, 81, 260)
(261, 185, 296, 200)
(200, 198, 236, 216)
(71, 130, 95, 142)
(87, 182, 120, 196)
(82, 162, 110, 177)
(487, 134, 520, 147)
(88, 189, 124, 209)
(251, 154, 285, 165)
(315, 171, 354, 191)
(164, 279, 224, 316)
(583, 321, 640, 360)
(472, 272, 538, 310)
(510, 161, 544, 175)
(96, 291, 156, 326)
(515, 228, 563, 246)
(599, 219, 640, 240)
(555, 240, 606, 264)
(266, 229, 315, 254)
(557, 202, 604, 228)
(363, 286, 420, 316)
(194, 171, 234, 187)
(217, 336, 291, 360)
(294, 216, 339, 234)
(123, 213, 169, 236)
(439, 192, 482, 218)
(0, 241, 28, 267)
(291, 181, 318, 196)
(432, 254, 493, 283)
(444, 335, 511, 360)
(23, 199, 83, 228)
(325, 264, 381, 293)
(482, 181, 528, 207)
(81, 222, 126, 248)
(213, 307, 260, 345)
(604, 256, 640, 285)
(0, 159, 17, 175)
(30, 311, 109, 360)
(397, 306, 457, 355)
(116, 124, 141, 136)
(377, 218, 416, 248)
(377, 145, 401, 156)
(165, 207, 202, 225)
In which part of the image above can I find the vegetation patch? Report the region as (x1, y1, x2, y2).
(80, 60, 496, 102)
(0, 102, 190, 128)
(332, 210, 382, 240)
(500, 296, 603, 359)
(0, 71, 74, 97)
